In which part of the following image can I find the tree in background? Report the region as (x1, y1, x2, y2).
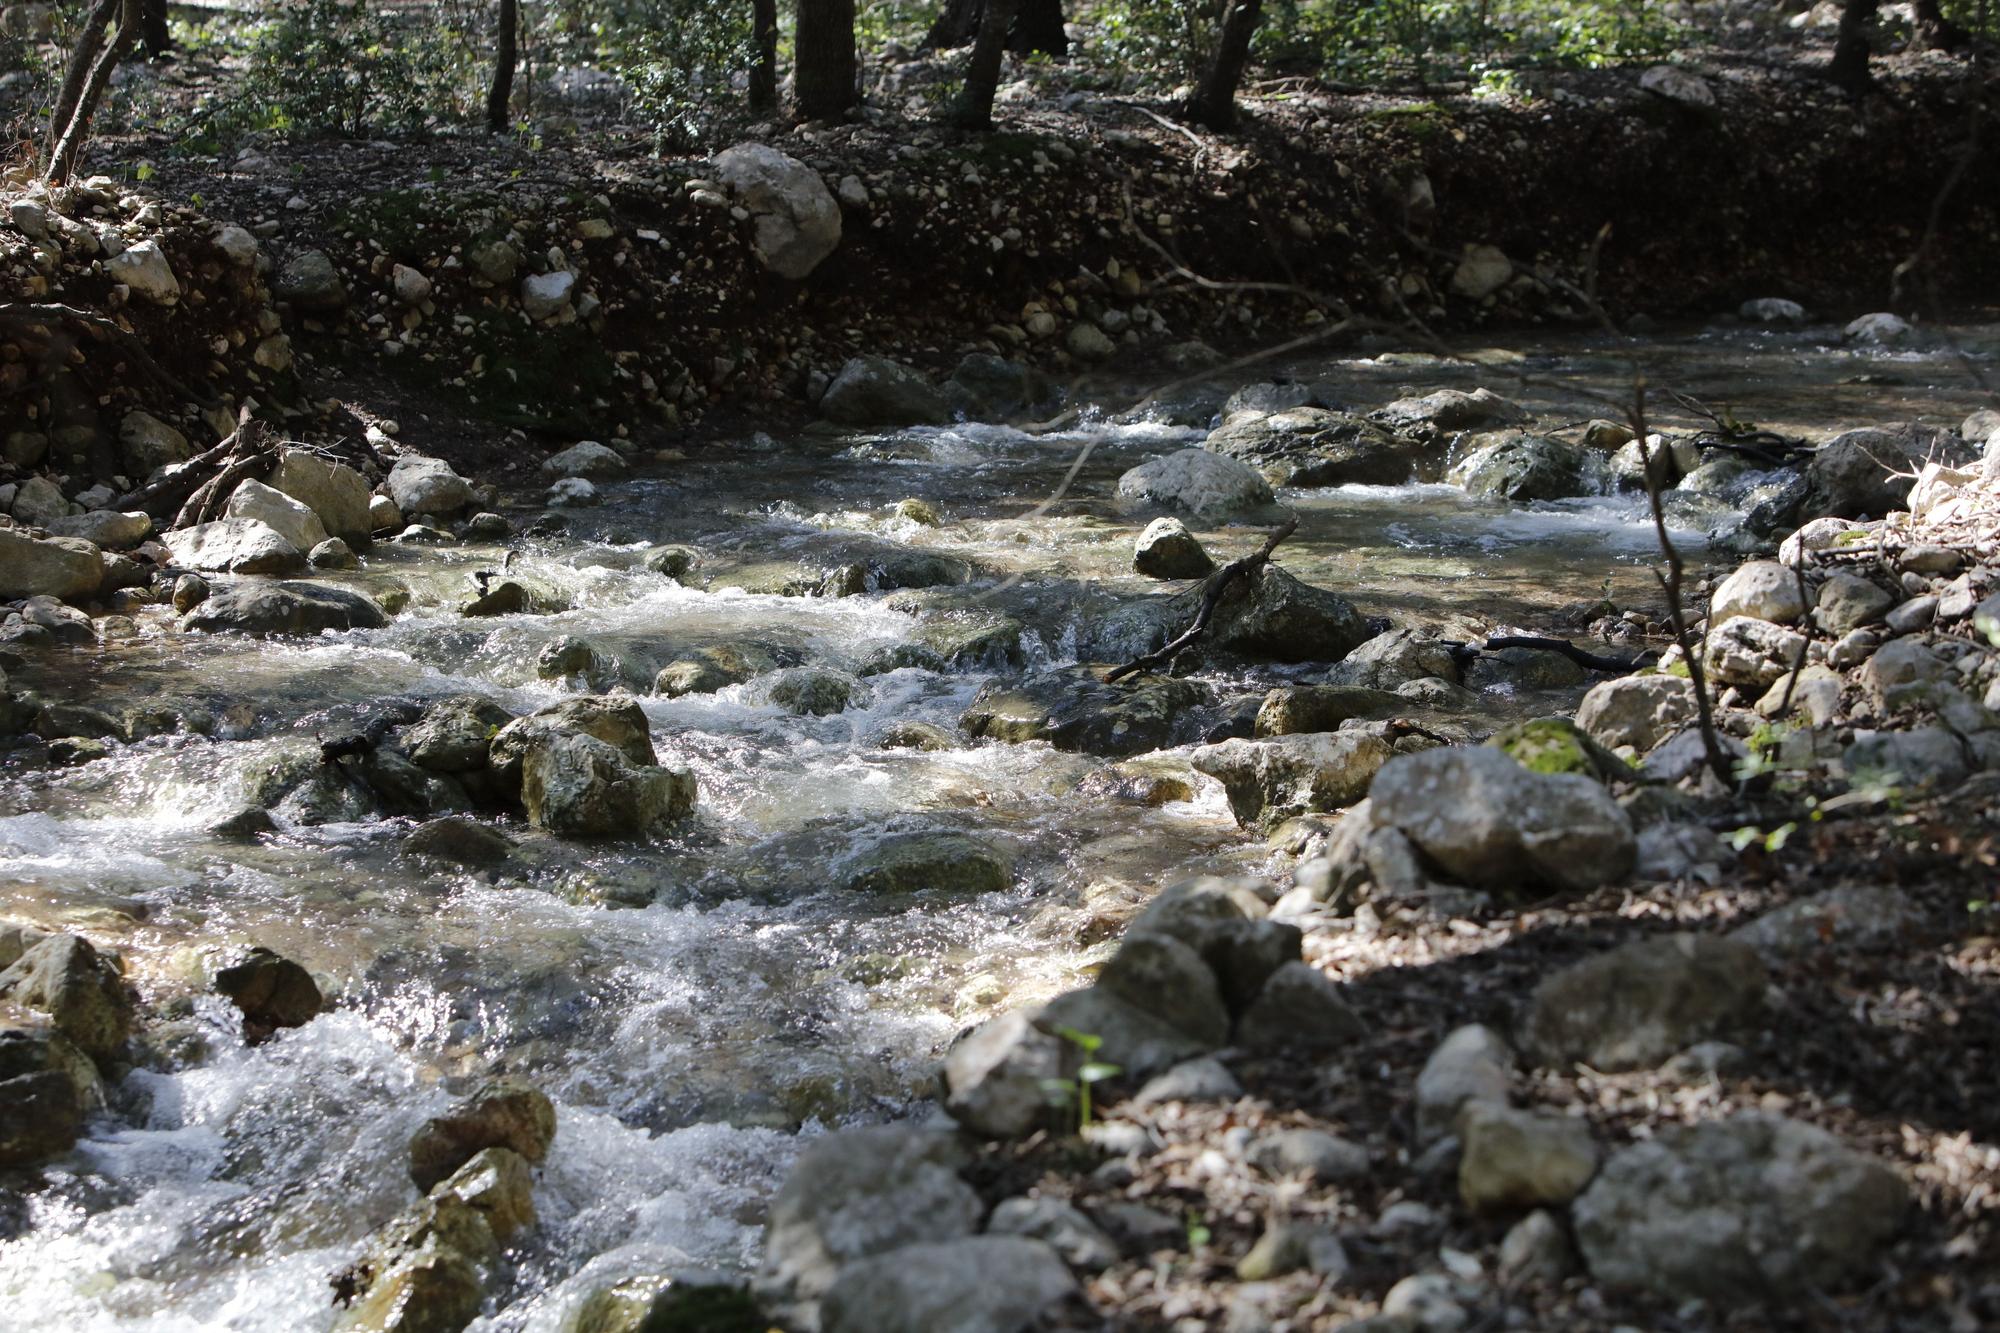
(795, 0, 857, 119)
(953, 0, 1021, 129)
(750, 0, 779, 112)
(1831, 0, 1967, 92)
(926, 0, 1067, 57)
(1185, 0, 1262, 130)
(140, 0, 170, 57)
(488, 0, 518, 130)
(47, 0, 141, 184)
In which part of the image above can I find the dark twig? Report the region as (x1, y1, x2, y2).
(1478, 635, 1646, 673)
(1106, 514, 1298, 683)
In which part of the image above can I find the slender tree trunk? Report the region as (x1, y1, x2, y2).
(953, 0, 1019, 130)
(795, 0, 856, 121)
(47, 0, 139, 185)
(1009, 0, 1065, 57)
(47, 0, 116, 159)
(140, 0, 169, 56)
(1830, 0, 1876, 93)
(487, 0, 518, 131)
(750, 0, 779, 112)
(1186, 0, 1262, 131)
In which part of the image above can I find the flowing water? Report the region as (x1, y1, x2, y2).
(0, 321, 1990, 1331)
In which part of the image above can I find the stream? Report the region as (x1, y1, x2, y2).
(0, 320, 1990, 1331)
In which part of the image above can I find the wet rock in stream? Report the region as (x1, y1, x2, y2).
(960, 665, 1212, 757)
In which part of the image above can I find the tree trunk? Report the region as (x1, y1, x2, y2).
(1186, 0, 1262, 131)
(47, 0, 138, 186)
(795, 0, 857, 121)
(953, 0, 1019, 130)
(1009, 0, 1065, 57)
(47, 0, 116, 158)
(487, 0, 518, 131)
(1910, 0, 1968, 49)
(750, 0, 779, 112)
(1830, 0, 1876, 93)
(140, 0, 169, 56)
(925, 0, 982, 50)
(926, 0, 1064, 56)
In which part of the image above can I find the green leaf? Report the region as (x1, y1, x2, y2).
(1077, 1062, 1121, 1084)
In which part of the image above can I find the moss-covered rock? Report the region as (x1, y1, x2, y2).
(1486, 717, 1633, 783)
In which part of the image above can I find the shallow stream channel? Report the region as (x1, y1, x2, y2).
(1, 320, 1991, 1330)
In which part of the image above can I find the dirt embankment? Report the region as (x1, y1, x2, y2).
(3, 54, 1997, 492)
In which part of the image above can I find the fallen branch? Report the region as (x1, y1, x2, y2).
(173, 419, 273, 530)
(1106, 514, 1298, 683)
(1477, 635, 1646, 673)
(110, 425, 243, 516)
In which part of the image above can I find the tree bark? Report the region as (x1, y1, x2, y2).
(925, 0, 983, 49)
(140, 0, 169, 56)
(953, 0, 1019, 130)
(1010, 0, 1066, 57)
(47, 0, 116, 161)
(1830, 0, 1877, 92)
(487, 0, 518, 131)
(47, 0, 139, 186)
(1910, 0, 1968, 50)
(1186, 0, 1262, 131)
(795, 0, 857, 121)
(927, 0, 1064, 56)
(750, 0, 779, 111)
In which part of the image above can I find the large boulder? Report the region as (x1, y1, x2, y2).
(0, 527, 104, 599)
(1116, 448, 1274, 522)
(942, 353, 1056, 420)
(0, 1024, 94, 1166)
(164, 518, 305, 575)
(942, 1009, 1071, 1139)
(818, 356, 952, 428)
(180, 581, 389, 635)
(1574, 673, 1698, 753)
(1572, 1114, 1907, 1302)
(386, 456, 476, 518)
(1458, 1102, 1600, 1214)
(1367, 747, 1636, 895)
(46, 510, 151, 549)
(489, 695, 657, 790)
(274, 248, 345, 309)
(519, 732, 695, 837)
(1204, 407, 1426, 487)
(819, 1236, 1078, 1333)
(119, 409, 192, 474)
(960, 666, 1211, 757)
(269, 449, 375, 547)
(1371, 388, 1527, 440)
(1805, 425, 1971, 519)
(836, 830, 1012, 895)
(1326, 627, 1463, 690)
(713, 143, 842, 280)
(213, 947, 323, 1037)
(1126, 876, 1299, 1015)
(1190, 731, 1395, 827)
(403, 696, 518, 774)
(756, 1125, 982, 1329)
(1098, 931, 1230, 1047)
(1167, 564, 1371, 664)
(408, 1078, 557, 1192)
(1710, 560, 1807, 625)
(224, 478, 330, 555)
(1254, 684, 1400, 736)
(0, 934, 133, 1064)
(1133, 516, 1214, 580)
(1521, 933, 1767, 1071)
(1448, 431, 1588, 502)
